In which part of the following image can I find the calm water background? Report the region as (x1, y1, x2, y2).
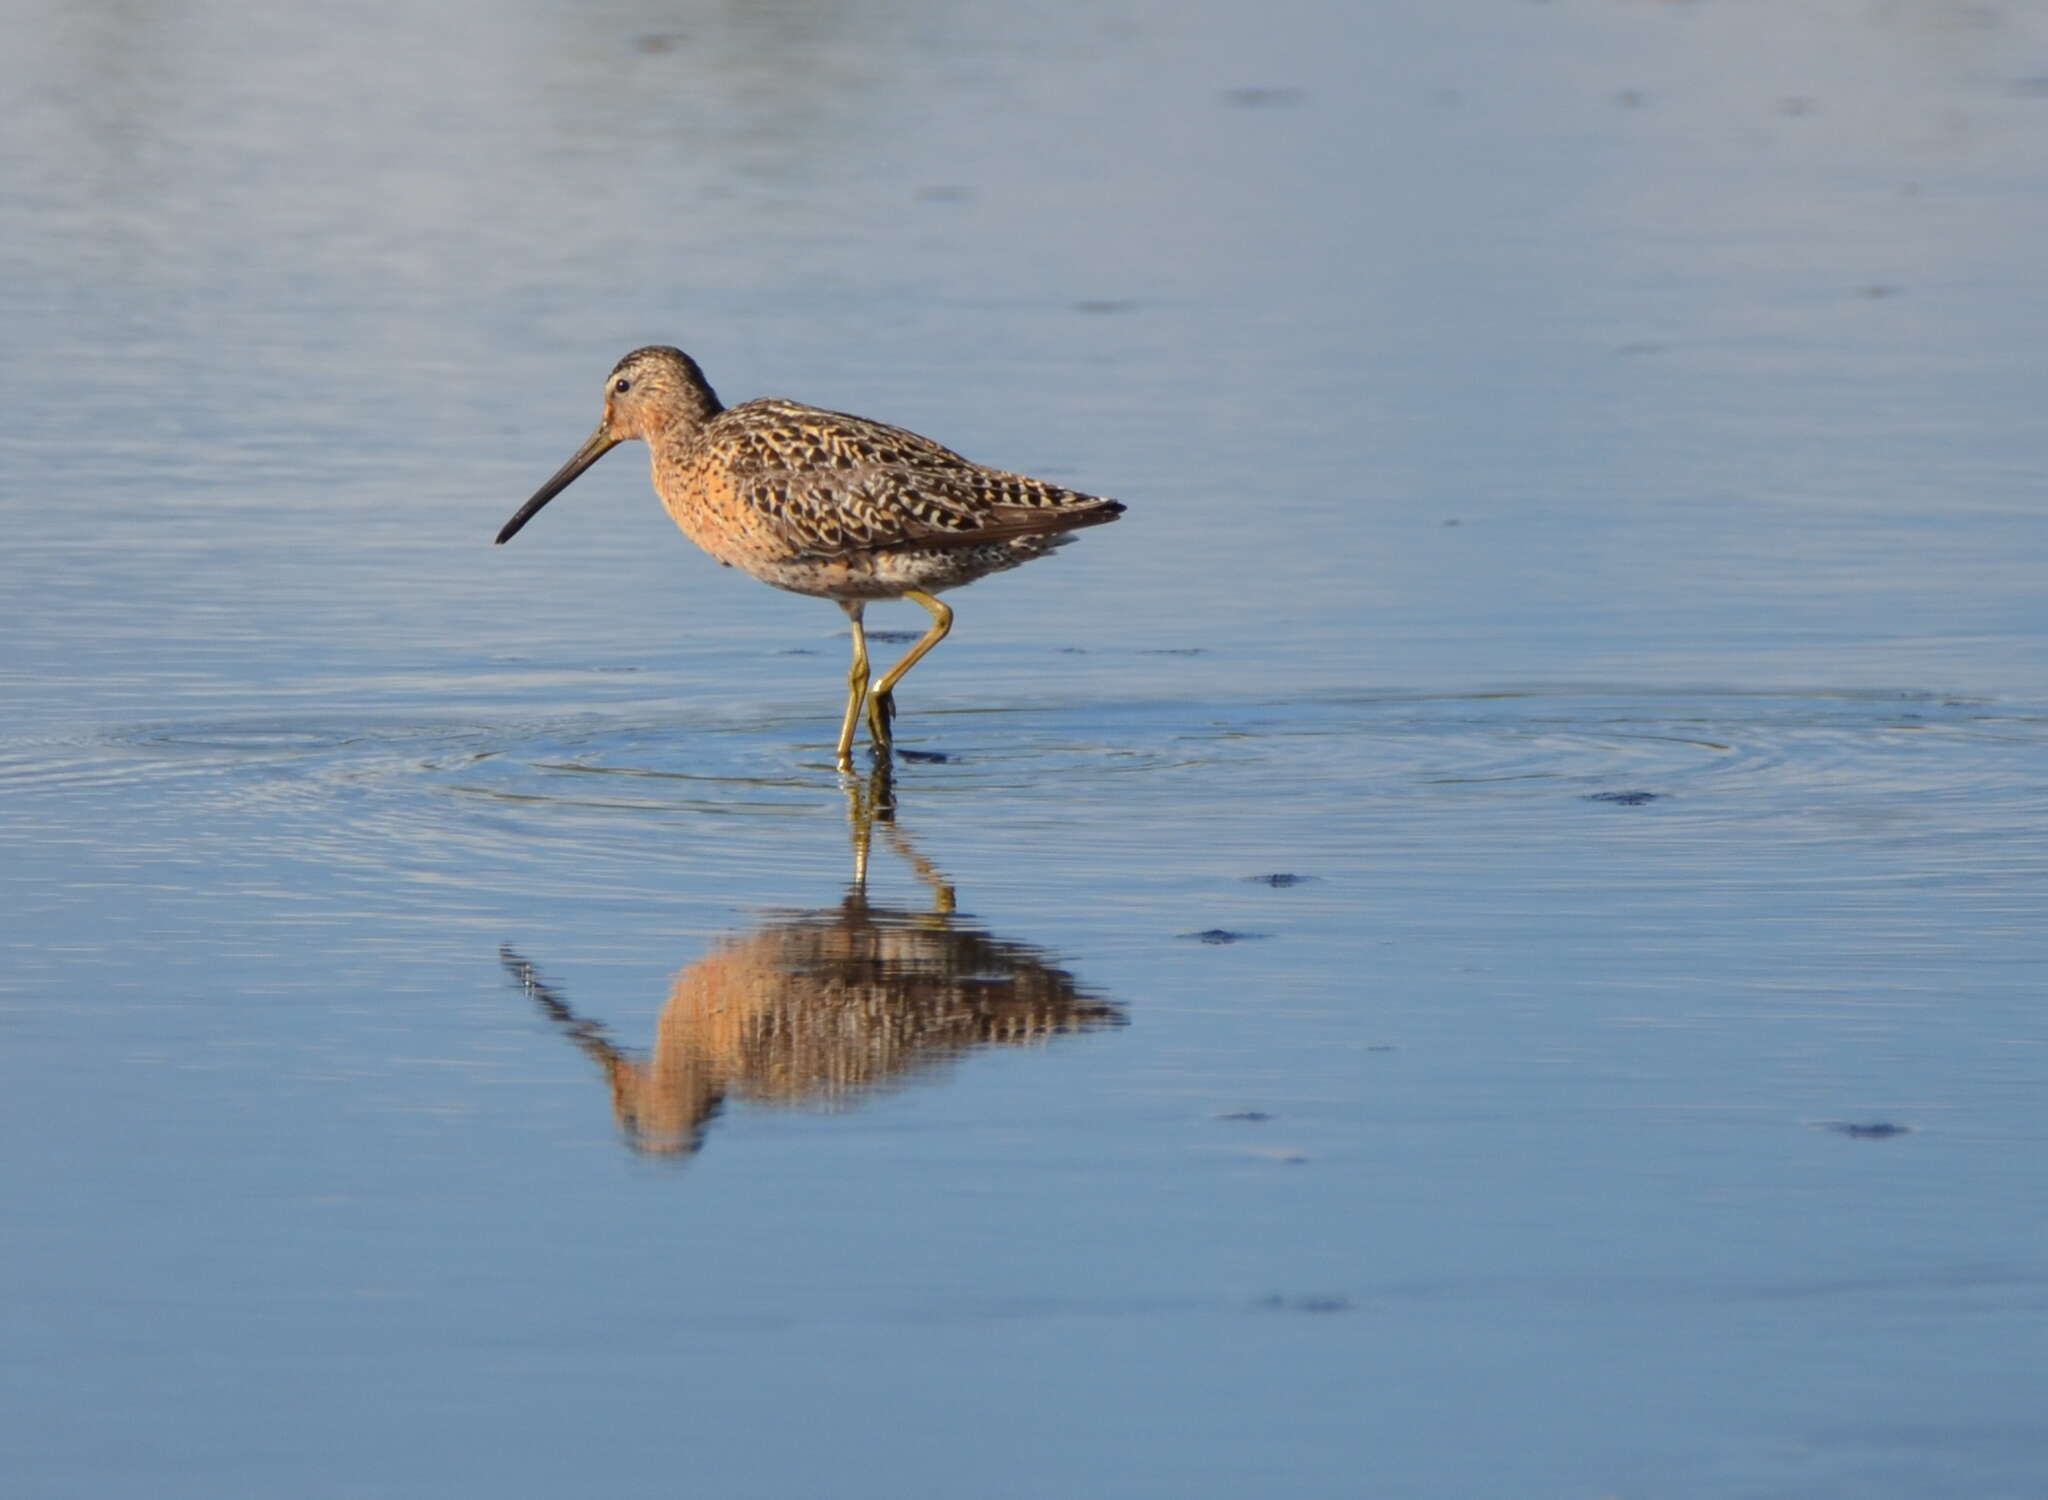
(5, 1, 2047, 1495)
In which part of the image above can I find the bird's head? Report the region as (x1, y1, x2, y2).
(495, 345, 722, 544)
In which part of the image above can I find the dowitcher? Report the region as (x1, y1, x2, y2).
(496, 346, 1124, 768)
(498, 764, 1121, 1157)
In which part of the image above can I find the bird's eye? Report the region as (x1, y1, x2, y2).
(613, 377, 632, 394)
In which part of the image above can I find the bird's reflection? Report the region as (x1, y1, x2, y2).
(501, 762, 1123, 1158)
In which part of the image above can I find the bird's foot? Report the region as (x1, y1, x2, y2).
(865, 689, 896, 747)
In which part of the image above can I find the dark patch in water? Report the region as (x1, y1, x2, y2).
(1245, 873, 1313, 887)
(1180, 929, 1269, 945)
(136, 727, 356, 754)
(1142, 648, 1206, 656)
(1073, 299, 1138, 315)
(1222, 86, 1307, 108)
(1818, 1121, 1912, 1139)
(896, 749, 949, 764)
(1585, 790, 1660, 805)
(1257, 1294, 1351, 1313)
(1217, 1110, 1271, 1122)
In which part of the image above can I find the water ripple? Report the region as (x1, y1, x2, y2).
(4, 689, 2036, 906)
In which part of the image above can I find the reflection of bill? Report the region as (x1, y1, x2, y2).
(500, 769, 1122, 1158)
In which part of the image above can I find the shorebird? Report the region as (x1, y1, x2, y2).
(496, 345, 1124, 768)
(499, 763, 1122, 1157)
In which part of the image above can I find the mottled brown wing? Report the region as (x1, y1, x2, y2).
(863, 480, 1126, 552)
(719, 400, 1123, 559)
(720, 399, 982, 475)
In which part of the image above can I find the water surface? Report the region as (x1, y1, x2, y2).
(5, 2, 2048, 1496)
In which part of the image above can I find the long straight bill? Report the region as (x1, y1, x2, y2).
(495, 428, 621, 544)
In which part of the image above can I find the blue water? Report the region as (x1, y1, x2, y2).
(5, 2, 2048, 1496)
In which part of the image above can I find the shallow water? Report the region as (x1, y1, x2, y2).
(6, 2, 2048, 1496)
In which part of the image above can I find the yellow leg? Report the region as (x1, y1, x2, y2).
(836, 602, 871, 772)
(843, 758, 899, 890)
(839, 759, 954, 913)
(882, 821, 957, 917)
(865, 590, 953, 748)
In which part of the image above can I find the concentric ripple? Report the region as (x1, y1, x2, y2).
(5, 688, 2037, 911)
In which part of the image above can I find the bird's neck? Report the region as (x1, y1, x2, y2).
(660, 379, 725, 438)
(639, 395, 722, 475)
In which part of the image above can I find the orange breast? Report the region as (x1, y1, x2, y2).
(653, 450, 791, 570)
